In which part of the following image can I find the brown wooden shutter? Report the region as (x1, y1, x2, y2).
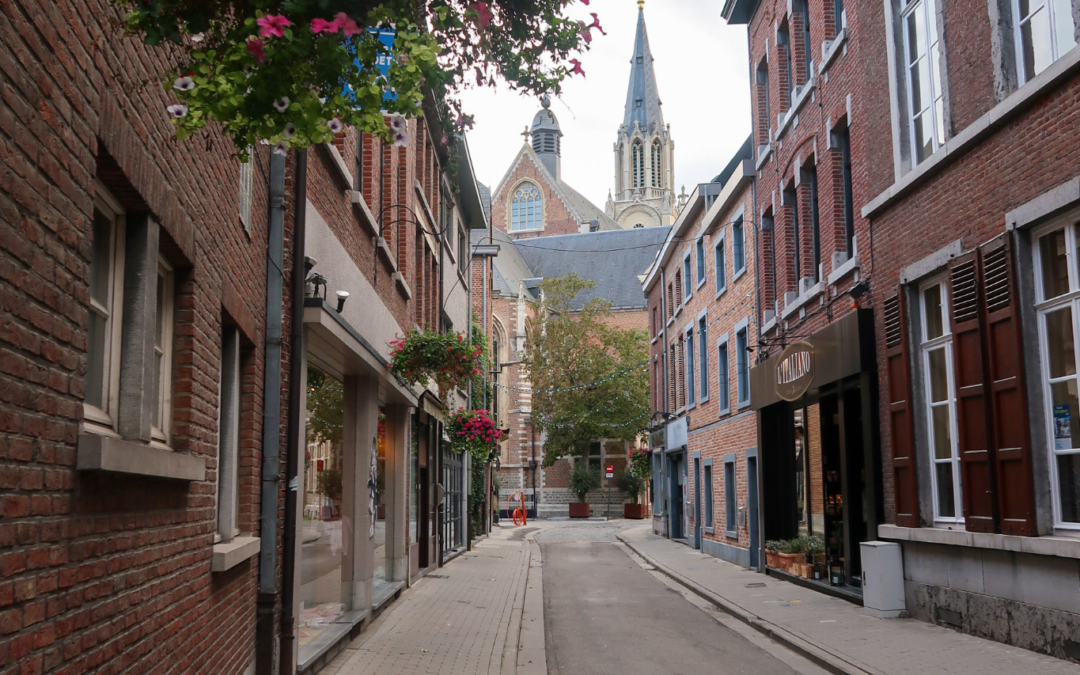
(884, 293, 919, 527)
(948, 252, 997, 533)
(980, 238, 1037, 535)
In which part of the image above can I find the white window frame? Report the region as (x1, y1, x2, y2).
(715, 231, 728, 298)
(239, 150, 253, 234)
(901, 0, 945, 166)
(685, 322, 696, 408)
(150, 258, 175, 446)
(1032, 212, 1080, 532)
(695, 237, 707, 288)
(1012, 0, 1077, 86)
(918, 276, 963, 525)
(217, 325, 242, 543)
(717, 333, 731, 415)
(84, 185, 127, 433)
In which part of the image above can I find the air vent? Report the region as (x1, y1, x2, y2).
(983, 246, 1010, 312)
(884, 295, 902, 349)
(950, 259, 979, 323)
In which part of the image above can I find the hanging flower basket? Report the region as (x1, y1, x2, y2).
(447, 409, 498, 460)
(389, 329, 483, 392)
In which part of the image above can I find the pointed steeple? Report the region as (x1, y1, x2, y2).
(622, 3, 664, 135)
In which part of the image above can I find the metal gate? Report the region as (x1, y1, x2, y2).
(441, 449, 465, 553)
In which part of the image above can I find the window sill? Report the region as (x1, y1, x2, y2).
(704, 526, 715, 535)
(715, 285, 728, 301)
(393, 272, 412, 300)
(717, 406, 731, 417)
(76, 433, 205, 481)
(878, 524, 1080, 559)
(781, 281, 824, 321)
(696, 277, 707, 291)
(320, 143, 354, 188)
(761, 313, 778, 335)
(376, 237, 398, 274)
(349, 191, 379, 238)
(863, 46, 1080, 220)
(756, 143, 773, 170)
(736, 399, 751, 410)
(818, 27, 847, 77)
(732, 266, 747, 284)
(456, 267, 470, 294)
(725, 530, 739, 540)
(827, 253, 860, 286)
(212, 536, 261, 573)
(777, 76, 816, 140)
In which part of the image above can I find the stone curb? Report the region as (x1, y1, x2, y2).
(617, 533, 875, 675)
(516, 534, 547, 675)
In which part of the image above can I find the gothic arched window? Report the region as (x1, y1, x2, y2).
(651, 140, 663, 188)
(510, 182, 542, 231)
(632, 141, 645, 188)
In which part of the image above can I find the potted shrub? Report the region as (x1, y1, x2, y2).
(777, 538, 802, 573)
(568, 462, 601, 518)
(765, 540, 784, 568)
(616, 470, 646, 519)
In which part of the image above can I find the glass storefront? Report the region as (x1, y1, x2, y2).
(373, 409, 389, 595)
(299, 368, 347, 649)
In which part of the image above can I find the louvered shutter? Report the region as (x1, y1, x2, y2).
(885, 293, 919, 527)
(948, 252, 997, 533)
(981, 238, 1037, 535)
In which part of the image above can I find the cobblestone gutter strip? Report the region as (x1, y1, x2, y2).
(515, 536, 547, 675)
(490, 539, 531, 675)
(617, 533, 873, 675)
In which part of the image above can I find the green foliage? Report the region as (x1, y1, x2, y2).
(568, 461, 601, 502)
(627, 445, 650, 482)
(522, 274, 650, 467)
(389, 329, 483, 392)
(470, 316, 492, 410)
(317, 466, 343, 504)
(767, 535, 824, 555)
(470, 453, 487, 540)
(614, 469, 644, 504)
(307, 368, 343, 445)
(111, 0, 596, 156)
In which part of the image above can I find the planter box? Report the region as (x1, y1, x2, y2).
(776, 552, 800, 573)
(766, 550, 780, 568)
(569, 502, 590, 518)
(624, 504, 647, 519)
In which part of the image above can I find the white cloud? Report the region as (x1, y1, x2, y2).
(460, 0, 751, 210)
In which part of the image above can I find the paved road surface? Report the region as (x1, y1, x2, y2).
(542, 538, 806, 675)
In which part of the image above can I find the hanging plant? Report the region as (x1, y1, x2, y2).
(447, 408, 498, 460)
(389, 329, 483, 392)
(108, 0, 601, 158)
(627, 445, 650, 481)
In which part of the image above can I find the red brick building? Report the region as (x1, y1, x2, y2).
(858, 0, 1080, 656)
(644, 140, 762, 567)
(0, 0, 273, 672)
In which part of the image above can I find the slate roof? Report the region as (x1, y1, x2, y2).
(623, 7, 664, 135)
(477, 182, 492, 224)
(513, 226, 670, 310)
(483, 228, 536, 297)
(558, 182, 621, 231)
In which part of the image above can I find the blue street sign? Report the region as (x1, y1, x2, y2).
(342, 25, 397, 110)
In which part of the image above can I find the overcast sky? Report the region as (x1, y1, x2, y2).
(460, 0, 752, 210)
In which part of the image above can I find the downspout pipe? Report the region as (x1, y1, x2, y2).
(280, 148, 308, 673)
(256, 151, 285, 675)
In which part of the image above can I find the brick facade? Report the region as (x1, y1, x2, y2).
(490, 148, 584, 240)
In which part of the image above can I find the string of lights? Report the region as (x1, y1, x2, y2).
(492, 361, 648, 393)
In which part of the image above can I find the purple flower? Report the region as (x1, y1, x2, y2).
(190, 32, 205, 43)
(327, 118, 343, 134)
(167, 104, 188, 119)
(273, 140, 288, 156)
(388, 114, 407, 132)
(273, 97, 290, 113)
(283, 123, 296, 139)
(173, 76, 195, 91)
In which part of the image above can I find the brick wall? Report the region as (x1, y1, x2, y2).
(0, 0, 274, 672)
(489, 151, 582, 239)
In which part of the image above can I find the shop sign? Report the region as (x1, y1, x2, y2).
(775, 340, 814, 401)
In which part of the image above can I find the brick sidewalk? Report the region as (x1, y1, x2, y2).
(321, 533, 530, 675)
(619, 526, 1080, 675)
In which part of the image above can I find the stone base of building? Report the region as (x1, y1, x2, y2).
(900, 540, 1080, 662)
(701, 537, 751, 568)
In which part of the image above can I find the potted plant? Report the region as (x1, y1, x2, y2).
(765, 540, 784, 569)
(568, 462, 601, 518)
(777, 538, 802, 573)
(616, 470, 646, 519)
(390, 329, 485, 394)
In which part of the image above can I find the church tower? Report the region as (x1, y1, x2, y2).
(607, 2, 679, 229)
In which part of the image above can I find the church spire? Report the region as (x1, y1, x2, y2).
(622, 3, 664, 135)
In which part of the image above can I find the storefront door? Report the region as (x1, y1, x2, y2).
(747, 453, 759, 569)
(668, 452, 684, 539)
(693, 456, 702, 549)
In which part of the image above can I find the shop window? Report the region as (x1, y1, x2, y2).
(724, 457, 737, 534)
(1034, 217, 1080, 528)
(919, 278, 963, 523)
(704, 461, 715, 529)
(717, 336, 730, 414)
(715, 233, 727, 295)
(1013, 0, 1076, 85)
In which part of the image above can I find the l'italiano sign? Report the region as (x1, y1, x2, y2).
(775, 340, 814, 401)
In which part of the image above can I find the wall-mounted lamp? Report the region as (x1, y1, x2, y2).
(335, 290, 349, 313)
(304, 256, 318, 275)
(847, 280, 870, 309)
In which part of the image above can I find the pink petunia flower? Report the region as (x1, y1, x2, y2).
(569, 59, 585, 76)
(589, 13, 607, 35)
(311, 17, 339, 34)
(334, 13, 361, 36)
(167, 104, 188, 119)
(247, 37, 266, 63)
(257, 14, 291, 39)
(579, 24, 593, 45)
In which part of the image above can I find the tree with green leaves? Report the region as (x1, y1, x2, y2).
(307, 368, 343, 446)
(522, 274, 650, 467)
